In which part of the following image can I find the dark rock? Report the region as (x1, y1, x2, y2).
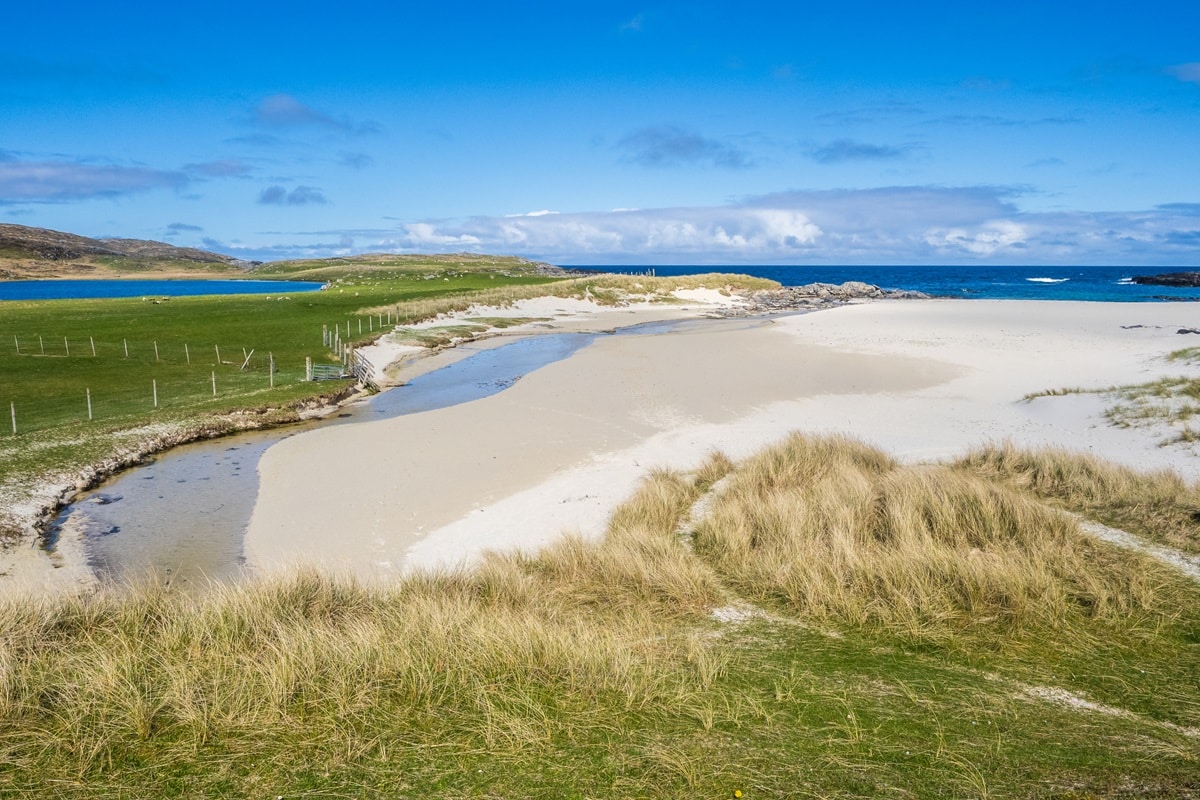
(1131, 272, 1200, 287)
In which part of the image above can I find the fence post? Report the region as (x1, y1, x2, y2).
(39, 336, 44, 355)
(90, 336, 96, 357)
(87, 388, 92, 421)
(269, 352, 274, 388)
(154, 341, 160, 362)
(13, 336, 18, 355)
(153, 380, 158, 409)
(215, 345, 221, 364)
(212, 371, 216, 397)
(185, 343, 190, 364)
(10, 402, 15, 435)
(358, 318, 362, 335)
(124, 339, 129, 358)
(306, 356, 313, 382)
(322, 324, 328, 347)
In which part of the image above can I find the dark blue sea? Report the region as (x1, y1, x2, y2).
(581, 265, 1200, 303)
(0, 279, 324, 301)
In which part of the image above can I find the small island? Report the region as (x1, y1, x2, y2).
(1131, 271, 1200, 287)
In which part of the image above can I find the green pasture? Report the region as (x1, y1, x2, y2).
(0, 270, 551, 433)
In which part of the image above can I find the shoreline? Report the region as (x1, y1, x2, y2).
(8, 289, 1200, 591)
(246, 296, 1200, 579)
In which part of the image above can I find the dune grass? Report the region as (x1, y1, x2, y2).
(958, 442, 1200, 556)
(2, 436, 1199, 797)
(1024, 357, 1200, 446)
(362, 271, 777, 321)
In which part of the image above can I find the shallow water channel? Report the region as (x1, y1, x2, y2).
(47, 318, 744, 584)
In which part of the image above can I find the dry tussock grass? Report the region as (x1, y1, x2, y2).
(363, 272, 777, 322)
(694, 433, 1178, 644)
(958, 442, 1200, 555)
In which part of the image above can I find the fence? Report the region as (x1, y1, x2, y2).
(2, 333, 301, 436)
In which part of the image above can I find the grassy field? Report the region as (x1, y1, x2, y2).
(0, 436, 1197, 798)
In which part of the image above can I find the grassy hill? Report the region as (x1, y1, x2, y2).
(0, 224, 251, 280)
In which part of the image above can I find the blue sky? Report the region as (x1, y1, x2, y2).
(2, 1, 1198, 265)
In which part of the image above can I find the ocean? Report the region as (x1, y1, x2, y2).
(3, 267, 1198, 303)
(580, 265, 1200, 303)
(0, 279, 324, 302)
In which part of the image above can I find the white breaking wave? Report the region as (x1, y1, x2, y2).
(1026, 277, 1070, 284)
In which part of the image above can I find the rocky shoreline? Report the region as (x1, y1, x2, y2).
(719, 281, 928, 315)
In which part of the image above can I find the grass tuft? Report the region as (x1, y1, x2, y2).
(958, 442, 1200, 555)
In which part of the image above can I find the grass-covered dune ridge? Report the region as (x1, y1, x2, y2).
(960, 442, 1200, 556)
(2, 437, 1198, 797)
(695, 434, 1171, 642)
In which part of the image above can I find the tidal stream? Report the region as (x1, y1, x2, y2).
(46, 318, 745, 584)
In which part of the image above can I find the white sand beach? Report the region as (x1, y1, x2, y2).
(244, 297, 1200, 578)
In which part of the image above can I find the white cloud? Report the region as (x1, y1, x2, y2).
(221, 187, 1200, 265)
(924, 220, 1028, 256)
(402, 223, 481, 247)
(0, 159, 186, 202)
(504, 209, 559, 218)
(617, 125, 752, 169)
(1166, 63, 1200, 84)
(249, 94, 381, 136)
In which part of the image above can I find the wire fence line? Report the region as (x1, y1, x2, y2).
(8, 334, 281, 368)
(2, 321, 392, 436)
(0, 335, 328, 436)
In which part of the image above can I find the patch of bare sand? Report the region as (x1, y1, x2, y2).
(247, 299, 1200, 576)
(245, 313, 954, 576)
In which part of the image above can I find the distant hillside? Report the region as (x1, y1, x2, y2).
(0, 224, 247, 280)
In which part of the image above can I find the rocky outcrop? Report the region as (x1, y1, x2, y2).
(720, 281, 927, 315)
(1131, 272, 1200, 288)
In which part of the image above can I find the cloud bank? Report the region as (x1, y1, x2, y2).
(313, 186, 1200, 266)
(0, 159, 186, 202)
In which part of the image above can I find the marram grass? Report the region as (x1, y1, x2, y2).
(1, 436, 1199, 798)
